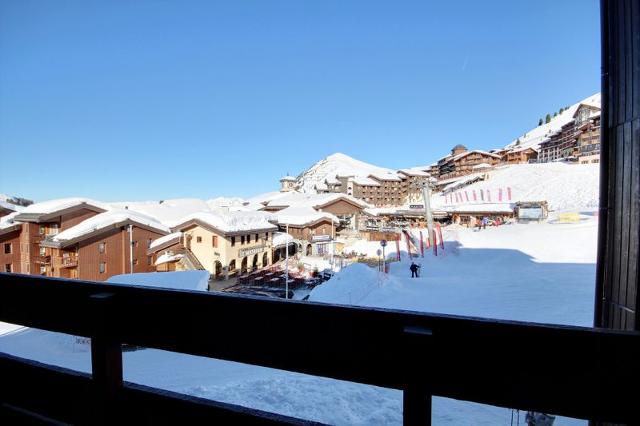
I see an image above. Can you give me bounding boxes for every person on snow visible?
[482,216,489,230]
[410,262,419,278]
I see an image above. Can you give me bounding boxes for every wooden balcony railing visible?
[0,272,639,425]
[60,256,78,268]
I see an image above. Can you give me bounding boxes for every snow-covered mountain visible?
[504,93,601,152]
[295,153,399,193]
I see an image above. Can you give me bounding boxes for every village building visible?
[272,206,338,257]
[279,176,297,192]
[576,113,601,164]
[437,145,501,180]
[259,192,368,231]
[12,198,108,276]
[0,213,22,273]
[167,211,278,280]
[39,210,170,281]
[397,169,430,204]
[500,147,538,164]
[538,103,601,163]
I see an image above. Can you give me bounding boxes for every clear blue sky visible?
[0,0,600,201]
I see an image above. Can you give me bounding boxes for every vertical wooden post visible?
[90,293,122,425]
[403,325,433,425]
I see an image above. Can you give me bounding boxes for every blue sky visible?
[0,0,600,201]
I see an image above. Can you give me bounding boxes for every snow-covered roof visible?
[245,191,292,206]
[173,210,277,234]
[49,210,170,245]
[351,176,381,186]
[398,168,430,177]
[19,197,108,215]
[368,172,402,182]
[280,175,297,182]
[264,192,370,209]
[446,150,501,163]
[0,212,21,234]
[272,231,295,247]
[109,198,211,227]
[154,253,184,266]
[314,183,329,191]
[0,200,23,212]
[273,206,339,227]
[107,270,209,292]
[150,231,182,249]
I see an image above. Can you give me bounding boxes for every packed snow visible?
[107,270,209,292]
[272,231,294,247]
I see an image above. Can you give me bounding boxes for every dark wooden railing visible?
[0,272,639,425]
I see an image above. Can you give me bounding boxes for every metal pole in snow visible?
[421,183,434,248]
[285,223,289,299]
[128,224,134,274]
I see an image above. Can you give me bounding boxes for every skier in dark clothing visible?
[410,262,419,278]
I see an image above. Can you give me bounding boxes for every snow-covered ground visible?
[433,162,600,212]
[0,217,594,425]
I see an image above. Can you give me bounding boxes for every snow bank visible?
[107,270,209,292]
[154,253,184,266]
[52,210,170,242]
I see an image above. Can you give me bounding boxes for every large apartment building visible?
[436,145,501,180]
[538,103,601,163]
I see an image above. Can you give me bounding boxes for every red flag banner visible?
[507,187,512,201]
[433,229,438,256]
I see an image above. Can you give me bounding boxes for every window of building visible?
[147,238,152,248]
[231,237,236,247]
[99,242,106,254]
[265,232,269,241]
[147,256,152,266]
[99,262,106,274]
[49,223,59,235]
[40,265,46,275]
[241,235,245,245]
[134,258,138,265]
[255,233,259,241]
[39,246,46,256]
[212,236,218,248]
[39,225,45,235]
[4,264,11,273]
[4,243,12,254]
[196,236,202,243]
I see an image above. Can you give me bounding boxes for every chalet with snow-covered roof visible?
[169,211,278,280]
[39,210,170,281]
[437,145,501,180]
[11,198,108,276]
[501,147,538,164]
[538,103,601,164]
[261,193,368,231]
[272,206,338,257]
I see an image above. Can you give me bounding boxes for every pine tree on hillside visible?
[559,107,564,114]
[553,112,558,117]
[538,118,543,126]
[545,114,551,123]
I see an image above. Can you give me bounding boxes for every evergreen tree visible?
[559,107,564,114]
[545,114,551,123]
[553,112,558,117]
[538,118,543,126]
